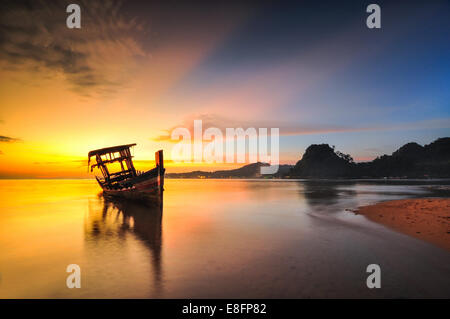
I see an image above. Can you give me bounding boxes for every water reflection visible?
[1,179,450,298]
[84,197,163,293]
[300,181,357,208]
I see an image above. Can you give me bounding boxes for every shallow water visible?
[0,179,449,298]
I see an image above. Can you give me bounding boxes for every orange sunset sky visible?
[1,1,449,178]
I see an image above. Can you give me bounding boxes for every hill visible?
[290,137,450,178]
[166,163,293,179]
[290,144,354,178]
[166,137,450,179]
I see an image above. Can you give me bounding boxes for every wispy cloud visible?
[0,134,20,155]
[0,135,21,142]
[151,113,364,142]
[152,114,450,142]
[0,0,147,96]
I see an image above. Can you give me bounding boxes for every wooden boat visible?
[88,144,164,205]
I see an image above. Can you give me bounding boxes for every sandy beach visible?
[357,198,450,251]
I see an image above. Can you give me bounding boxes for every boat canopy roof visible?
[88,143,136,159]
[88,144,137,171]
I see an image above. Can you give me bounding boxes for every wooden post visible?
[125,148,137,177]
[155,150,164,196]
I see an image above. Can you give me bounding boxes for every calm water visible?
[0,179,449,298]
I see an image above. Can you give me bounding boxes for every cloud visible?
[0,135,21,142]
[0,0,148,96]
[0,134,20,154]
[151,113,363,142]
[152,114,450,142]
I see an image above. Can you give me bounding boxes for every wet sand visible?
[357,198,450,251]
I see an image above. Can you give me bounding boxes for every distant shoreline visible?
[2,177,450,182]
[356,198,450,251]
[165,177,450,180]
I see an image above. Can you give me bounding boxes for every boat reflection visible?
[84,197,163,293]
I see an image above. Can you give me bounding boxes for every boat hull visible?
[99,167,164,205]
[103,187,163,205]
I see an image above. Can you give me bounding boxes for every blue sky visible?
[162,0,450,162]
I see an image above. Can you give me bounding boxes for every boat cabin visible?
[88,143,138,188]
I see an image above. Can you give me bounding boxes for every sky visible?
[0,0,449,178]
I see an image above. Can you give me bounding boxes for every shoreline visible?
[357,198,450,251]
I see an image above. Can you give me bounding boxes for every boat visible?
[88,144,164,205]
